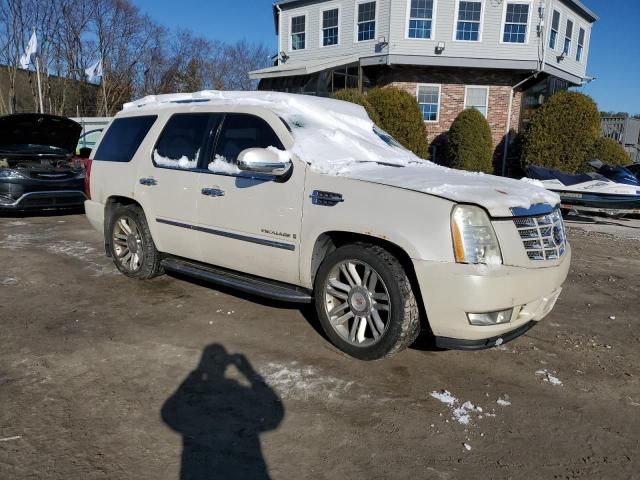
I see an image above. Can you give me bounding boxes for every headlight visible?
[451,205,502,265]
[0,169,26,179]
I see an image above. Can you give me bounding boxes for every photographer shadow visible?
[161,344,284,480]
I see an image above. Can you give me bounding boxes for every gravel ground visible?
[0,212,638,479]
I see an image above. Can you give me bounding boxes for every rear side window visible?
[94,116,156,162]
[153,113,220,170]
[211,114,284,172]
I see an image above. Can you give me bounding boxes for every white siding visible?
[279,0,391,65]
[389,0,540,61]
[543,0,591,79]
[277,0,593,80]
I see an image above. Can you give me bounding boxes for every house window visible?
[455,1,482,41]
[576,27,585,61]
[291,15,306,50]
[357,2,376,42]
[464,86,489,117]
[503,3,529,43]
[563,19,573,55]
[322,9,339,46]
[408,0,434,39]
[417,85,440,122]
[549,10,560,49]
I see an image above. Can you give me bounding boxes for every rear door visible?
[135,112,222,261]
[195,113,305,285]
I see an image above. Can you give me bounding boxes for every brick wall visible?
[373,67,525,161]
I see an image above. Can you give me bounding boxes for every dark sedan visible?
[0,114,86,211]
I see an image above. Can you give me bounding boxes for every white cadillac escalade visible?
[84,91,570,360]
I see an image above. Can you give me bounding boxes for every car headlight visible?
[451,205,502,265]
[0,169,26,179]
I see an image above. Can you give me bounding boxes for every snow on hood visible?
[123,91,559,215]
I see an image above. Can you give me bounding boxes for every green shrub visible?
[331,89,381,125]
[522,91,601,173]
[592,137,630,166]
[366,87,429,159]
[445,108,493,173]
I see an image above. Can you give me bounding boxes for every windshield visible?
[373,127,410,153]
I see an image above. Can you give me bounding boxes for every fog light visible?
[467,309,513,326]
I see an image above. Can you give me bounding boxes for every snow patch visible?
[496,398,512,407]
[260,362,354,401]
[536,369,563,386]
[1,276,18,286]
[7,221,27,227]
[430,390,484,426]
[153,149,198,169]
[208,155,241,174]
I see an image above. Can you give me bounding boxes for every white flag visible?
[19,31,38,69]
[85,58,103,80]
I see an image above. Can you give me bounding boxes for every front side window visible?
[291,15,306,50]
[94,116,156,163]
[549,10,560,49]
[408,0,434,39]
[464,86,489,117]
[563,19,573,55]
[153,113,218,170]
[210,114,284,173]
[417,85,440,122]
[322,9,339,46]
[456,1,482,41]
[576,27,585,61]
[357,2,376,42]
[503,3,529,43]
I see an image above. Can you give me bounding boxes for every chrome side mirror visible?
[237,148,292,177]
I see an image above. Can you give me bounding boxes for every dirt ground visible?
[0,212,638,479]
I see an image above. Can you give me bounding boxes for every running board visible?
[160,257,312,304]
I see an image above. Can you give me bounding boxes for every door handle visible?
[139,177,157,186]
[201,188,225,197]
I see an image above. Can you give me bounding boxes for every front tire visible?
[314,243,421,360]
[108,205,163,280]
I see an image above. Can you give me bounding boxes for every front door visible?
[135,112,221,261]
[195,113,305,285]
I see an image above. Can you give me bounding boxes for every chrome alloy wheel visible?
[112,216,144,272]
[323,260,391,347]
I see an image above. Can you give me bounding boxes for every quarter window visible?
[549,10,560,49]
[322,9,339,46]
[464,86,489,117]
[357,2,376,42]
[211,114,284,172]
[455,1,482,41]
[503,3,529,43]
[417,85,440,122]
[153,114,218,170]
[563,19,573,55]
[576,27,585,61]
[408,0,434,39]
[291,15,306,50]
[93,116,156,163]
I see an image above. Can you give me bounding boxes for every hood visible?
[0,114,82,153]
[343,164,560,218]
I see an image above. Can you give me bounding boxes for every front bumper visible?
[0,177,86,211]
[414,245,571,348]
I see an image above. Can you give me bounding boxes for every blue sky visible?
[134,0,639,114]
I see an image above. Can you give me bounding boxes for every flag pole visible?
[101,74,108,116]
[35,55,44,114]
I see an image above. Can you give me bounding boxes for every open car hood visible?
[0,114,81,153]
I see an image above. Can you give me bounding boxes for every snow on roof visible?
[122,90,559,213]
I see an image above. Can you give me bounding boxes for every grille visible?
[513,209,567,261]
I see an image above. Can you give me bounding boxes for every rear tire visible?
[314,243,420,360]
[107,205,163,280]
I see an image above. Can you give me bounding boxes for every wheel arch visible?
[308,231,420,300]
[103,196,143,257]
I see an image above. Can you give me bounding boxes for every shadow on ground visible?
[161,344,284,480]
